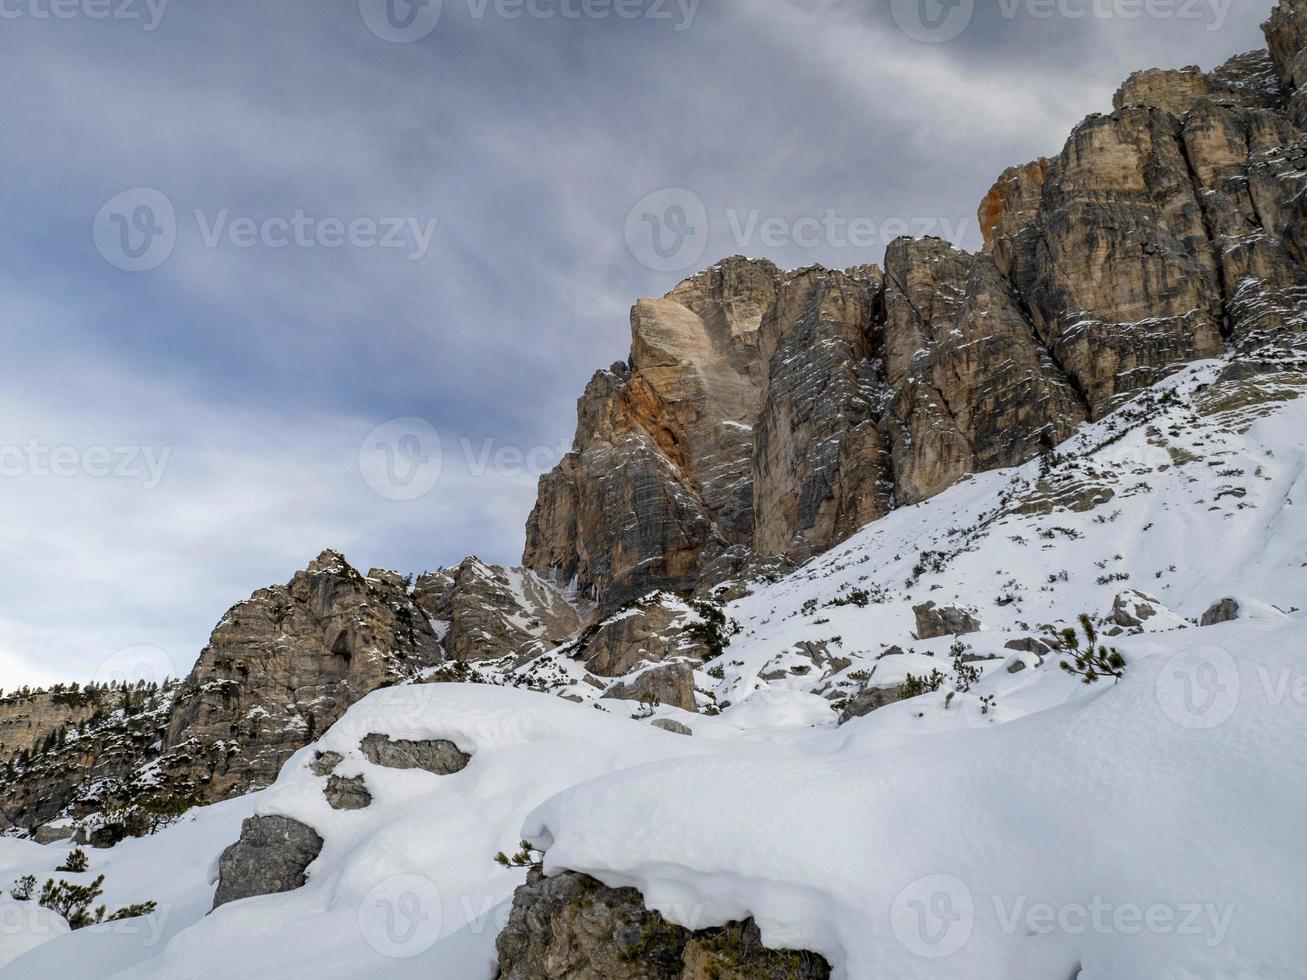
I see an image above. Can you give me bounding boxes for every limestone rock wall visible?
[527,17,1307,609]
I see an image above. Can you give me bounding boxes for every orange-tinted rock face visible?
[529,25,1307,610]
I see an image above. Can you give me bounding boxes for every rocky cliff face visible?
[524,260,781,610]
[2,550,585,838]
[0,684,176,838]
[0,689,122,763]
[988,46,1307,413]
[9,2,1307,864]
[155,550,444,805]
[526,13,1307,612]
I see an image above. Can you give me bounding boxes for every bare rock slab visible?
[360,733,471,776]
[212,815,323,910]
[913,602,982,640]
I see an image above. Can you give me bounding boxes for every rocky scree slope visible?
[525,8,1307,615]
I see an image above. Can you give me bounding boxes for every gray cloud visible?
[0,0,1279,683]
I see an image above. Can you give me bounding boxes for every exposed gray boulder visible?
[495,869,831,980]
[838,685,902,725]
[651,719,694,737]
[359,734,471,776]
[913,602,982,640]
[212,816,323,910]
[324,775,371,811]
[1111,590,1160,628]
[1201,598,1242,626]
[1005,636,1052,656]
[31,824,75,845]
[604,663,698,713]
[309,751,343,777]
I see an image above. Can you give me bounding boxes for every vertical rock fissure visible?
[1177,117,1236,343]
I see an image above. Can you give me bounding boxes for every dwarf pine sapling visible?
[40,875,106,929]
[56,847,89,873]
[495,841,545,870]
[9,875,35,901]
[1060,614,1127,684]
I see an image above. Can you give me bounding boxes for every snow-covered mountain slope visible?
[1,354,1304,979]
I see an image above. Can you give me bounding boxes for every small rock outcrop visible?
[651,719,694,737]
[324,775,371,811]
[913,603,982,640]
[359,734,471,775]
[495,869,831,980]
[309,751,344,777]
[604,663,698,713]
[1201,598,1242,626]
[1005,637,1052,657]
[414,558,585,664]
[1110,590,1161,629]
[570,593,715,678]
[212,815,324,910]
[837,685,902,725]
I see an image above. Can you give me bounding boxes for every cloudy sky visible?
[0,0,1275,686]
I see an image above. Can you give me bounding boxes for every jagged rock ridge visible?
[2,550,585,839]
[526,8,1307,613]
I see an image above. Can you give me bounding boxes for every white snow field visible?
[1,356,1304,979]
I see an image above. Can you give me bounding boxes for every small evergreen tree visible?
[56,848,89,873]
[10,875,36,901]
[39,875,106,929]
[1060,614,1127,684]
[900,670,946,699]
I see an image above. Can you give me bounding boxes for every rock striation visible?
[525,14,1307,611]
[157,550,443,804]
[414,557,586,665]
